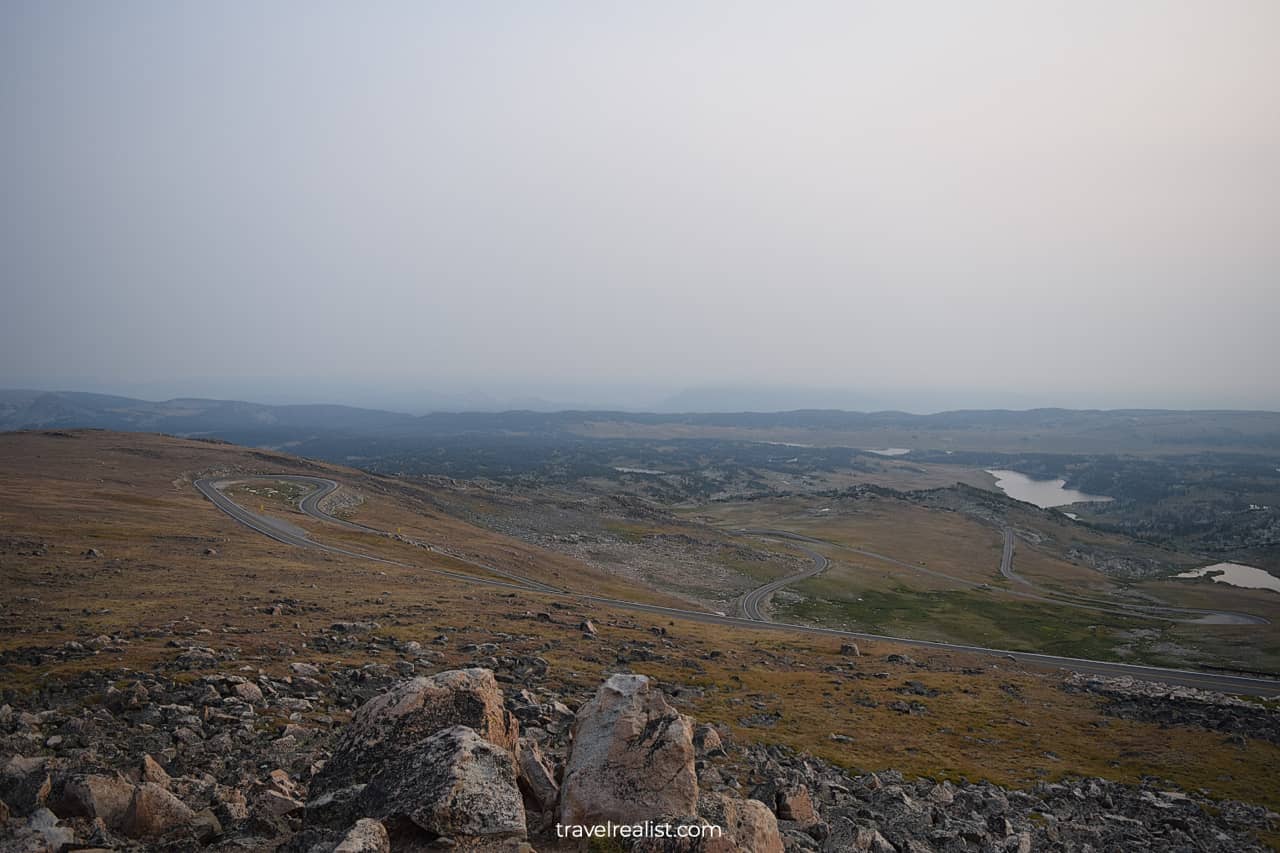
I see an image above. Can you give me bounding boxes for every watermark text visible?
[556,820,723,840]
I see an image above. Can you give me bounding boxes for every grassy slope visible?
[691,492,1280,672]
[1,430,1278,823]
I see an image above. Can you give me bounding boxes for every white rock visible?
[560,673,698,828]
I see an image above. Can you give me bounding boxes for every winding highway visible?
[195,475,1280,697]
[994,528,1266,625]
[194,477,562,594]
[735,525,1265,626]
[738,538,830,620]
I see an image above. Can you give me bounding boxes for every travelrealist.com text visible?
[556,821,725,840]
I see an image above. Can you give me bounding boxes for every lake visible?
[986,469,1114,508]
[1175,563,1280,593]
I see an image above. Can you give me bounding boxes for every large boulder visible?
[50,774,134,827]
[559,673,698,828]
[357,725,525,845]
[312,669,518,798]
[121,782,195,839]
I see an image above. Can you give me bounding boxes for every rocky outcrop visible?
[1065,546,1167,579]
[1,651,1273,853]
[1063,673,1280,745]
[559,673,698,828]
[733,742,1277,852]
[357,725,525,844]
[311,668,518,801]
[297,670,529,851]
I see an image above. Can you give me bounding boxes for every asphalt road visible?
[195,475,1280,697]
[194,477,553,593]
[996,528,1266,625]
[738,538,830,620]
[1000,526,1014,579]
[265,475,561,593]
[738,525,1265,626]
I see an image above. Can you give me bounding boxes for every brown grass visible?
[1,430,1278,819]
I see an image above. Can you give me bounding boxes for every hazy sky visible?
[3,2,1277,412]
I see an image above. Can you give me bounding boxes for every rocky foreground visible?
[1,654,1277,852]
[1062,673,1280,746]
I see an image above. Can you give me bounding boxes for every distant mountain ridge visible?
[0,389,417,434]
[3,389,1280,453]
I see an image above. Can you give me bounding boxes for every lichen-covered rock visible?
[850,825,898,852]
[212,785,249,824]
[191,808,223,843]
[232,681,264,705]
[120,782,195,839]
[140,755,170,786]
[357,725,525,844]
[1,757,51,816]
[750,776,823,830]
[304,784,367,831]
[332,817,390,852]
[7,808,76,852]
[515,736,559,828]
[692,724,724,757]
[774,783,819,825]
[697,793,784,853]
[50,774,134,827]
[259,788,305,817]
[312,669,518,798]
[559,673,697,828]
